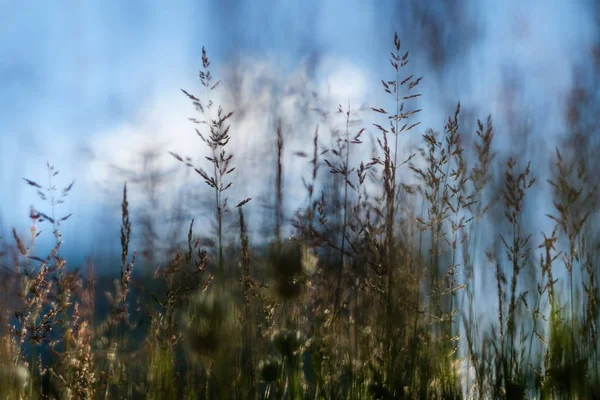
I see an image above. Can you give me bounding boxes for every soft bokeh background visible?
[1,0,598,272]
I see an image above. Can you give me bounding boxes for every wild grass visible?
[1,32,599,399]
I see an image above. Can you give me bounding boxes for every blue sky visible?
[1,0,598,269]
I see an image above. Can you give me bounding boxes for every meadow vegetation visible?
[0,33,599,399]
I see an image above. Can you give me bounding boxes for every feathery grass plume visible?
[492,157,535,398]
[437,103,472,395]
[11,238,61,395]
[461,116,495,395]
[120,182,132,277]
[470,116,495,215]
[408,120,457,396]
[371,32,421,389]
[312,100,371,397]
[461,115,495,396]
[547,149,598,324]
[173,46,239,281]
[406,106,467,399]
[322,102,366,318]
[524,226,560,394]
[101,182,137,397]
[119,183,136,341]
[22,161,75,244]
[50,302,96,399]
[23,163,80,385]
[4,163,77,398]
[410,127,451,321]
[542,148,600,397]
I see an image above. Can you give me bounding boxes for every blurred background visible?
[1,0,598,274]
